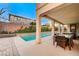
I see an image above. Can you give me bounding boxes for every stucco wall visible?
[0,22,27,33]
[0,23,2,31]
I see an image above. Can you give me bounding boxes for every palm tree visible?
[0,8,7,33]
[0,8,6,15]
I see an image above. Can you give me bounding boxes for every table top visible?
[64,34,72,38]
[58,34,73,38]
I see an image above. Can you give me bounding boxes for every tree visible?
[30,22,36,25]
[0,8,6,15]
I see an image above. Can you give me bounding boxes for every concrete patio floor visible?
[14,36,79,56]
[0,36,79,56]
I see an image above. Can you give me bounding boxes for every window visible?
[17,17,21,20]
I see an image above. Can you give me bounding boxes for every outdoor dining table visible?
[54,33,74,50]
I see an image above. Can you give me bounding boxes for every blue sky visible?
[0,3,48,24]
[0,3,9,21]
[41,18,49,25]
[8,3,36,20]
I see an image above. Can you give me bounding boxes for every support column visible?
[67,25,70,32]
[64,25,70,33]
[51,20,55,45]
[36,16,41,44]
[51,20,55,37]
[58,23,61,35]
[61,24,64,35]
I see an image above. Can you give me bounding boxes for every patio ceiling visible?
[42,3,79,24]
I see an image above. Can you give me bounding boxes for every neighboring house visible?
[9,14,36,30]
[0,14,36,33]
[9,14,35,26]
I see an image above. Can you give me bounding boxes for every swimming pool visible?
[21,32,51,41]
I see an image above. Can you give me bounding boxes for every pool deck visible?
[0,36,79,56]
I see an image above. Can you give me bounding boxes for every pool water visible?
[21,32,51,41]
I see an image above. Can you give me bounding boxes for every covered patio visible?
[36,3,79,50]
